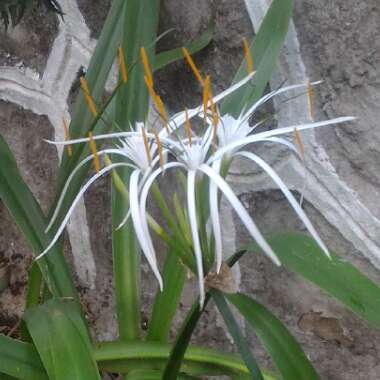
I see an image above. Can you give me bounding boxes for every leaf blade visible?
[226,292,319,380]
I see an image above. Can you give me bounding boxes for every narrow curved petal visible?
[259,137,300,156]
[211,117,356,162]
[162,72,256,137]
[199,164,281,266]
[46,148,131,232]
[236,151,330,257]
[36,162,135,260]
[239,80,323,126]
[139,162,186,270]
[129,170,163,290]
[209,160,223,273]
[187,170,205,307]
[46,131,144,146]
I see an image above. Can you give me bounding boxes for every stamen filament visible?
[88,132,100,173]
[80,77,98,117]
[243,37,254,74]
[140,47,153,88]
[307,80,314,121]
[118,46,128,83]
[294,128,305,160]
[62,118,72,157]
[141,127,152,165]
[153,128,164,168]
[182,47,204,85]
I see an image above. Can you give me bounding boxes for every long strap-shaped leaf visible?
[226,293,319,380]
[111,0,160,341]
[211,290,265,380]
[147,252,186,342]
[0,334,48,380]
[221,0,294,116]
[0,134,76,298]
[247,232,380,329]
[24,300,101,380]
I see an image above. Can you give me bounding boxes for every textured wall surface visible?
[0,0,380,378]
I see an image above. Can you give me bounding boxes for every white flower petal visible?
[239,80,323,126]
[161,72,256,137]
[211,117,356,162]
[236,151,330,257]
[209,160,223,273]
[129,170,163,290]
[187,170,205,307]
[199,164,281,266]
[46,148,130,232]
[36,162,135,260]
[139,162,186,267]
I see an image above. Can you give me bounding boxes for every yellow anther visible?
[62,118,72,157]
[140,47,153,88]
[202,75,211,119]
[184,108,192,146]
[118,46,128,84]
[182,47,204,86]
[141,127,152,165]
[88,132,100,173]
[294,128,305,160]
[80,77,97,117]
[155,95,169,129]
[143,75,169,133]
[153,128,164,168]
[243,37,254,74]
[307,80,314,121]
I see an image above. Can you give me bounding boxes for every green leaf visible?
[95,341,276,379]
[112,0,160,341]
[211,290,264,380]
[24,299,101,380]
[0,134,77,299]
[246,232,380,329]
[226,293,319,380]
[147,252,186,342]
[161,251,249,379]
[153,25,214,71]
[0,334,48,380]
[221,0,294,116]
[52,0,124,226]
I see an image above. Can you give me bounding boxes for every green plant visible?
[0,1,378,379]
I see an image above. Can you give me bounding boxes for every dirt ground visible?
[0,1,380,379]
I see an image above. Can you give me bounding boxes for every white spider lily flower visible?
[203,81,355,263]
[38,123,164,290]
[138,129,280,306]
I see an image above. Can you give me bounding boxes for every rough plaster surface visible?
[0,0,380,378]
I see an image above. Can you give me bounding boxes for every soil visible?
[0,100,59,335]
